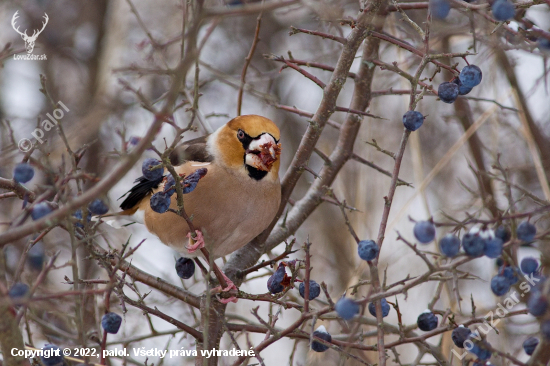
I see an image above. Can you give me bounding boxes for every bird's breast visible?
[142,162,281,259]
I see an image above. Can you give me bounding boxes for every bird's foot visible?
[185,230,205,253]
[211,271,238,304]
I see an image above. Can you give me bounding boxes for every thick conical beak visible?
[245,134,281,171]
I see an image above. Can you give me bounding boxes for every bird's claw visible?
[211,272,238,303]
[186,230,205,253]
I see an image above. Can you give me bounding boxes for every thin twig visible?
[237,12,262,116]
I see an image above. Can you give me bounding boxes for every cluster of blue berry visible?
[413,220,537,261]
[7,303,122,366]
[438,65,482,104]
[9,161,136,358]
[452,323,539,358]
[307,219,543,358]
[264,262,326,351]
[451,325,493,360]
[144,158,207,214]
[12,163,109,225]
[266,263,322,300]
[419,219,544,359]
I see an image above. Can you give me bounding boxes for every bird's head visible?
[210,115,281,181]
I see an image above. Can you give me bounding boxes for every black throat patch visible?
[246,165,268,181]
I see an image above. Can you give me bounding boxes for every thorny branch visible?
[1,0,549,365]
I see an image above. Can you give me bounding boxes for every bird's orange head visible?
[210,115,281,181]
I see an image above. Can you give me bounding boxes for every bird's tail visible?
[94,174,162,227]
[93,207,141,229]
[98,208,138,219]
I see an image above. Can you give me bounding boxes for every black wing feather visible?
[120,136,211,210]
[119,175,164,210]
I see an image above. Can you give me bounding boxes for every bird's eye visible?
[237,130,245,140]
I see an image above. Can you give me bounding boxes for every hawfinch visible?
[116,115,282,297]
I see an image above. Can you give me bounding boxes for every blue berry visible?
[403,111,424,131]
[452,325,472,348]
[438,82,459,103]
[358,240,379,261]
[439,234,460,257]
[468,338,492,360]
[430,0,451,19]
[101,312,122,334]
[129,136,141,146]
[31,202,53,220]
[458,86,472,96]
[311,325,331,352]
[484,237,503,258]
[368,298,391,317]
[496,257,504,267]
[459,65,483,88]
[267,263,286,294]
[521,257,539,275]
[490,275,510,296]
[175,257,195,279]
[542,320,550,339]
[462,233,485,257]
[8,283,29,303]
[414,221,436,244]
[150,192,171,213]
[183,182,198,194]
[299,280,321,300]
[164,175,177,196]
[182,168,207,194]
[523,336,539,355]
[73,209,91,228]
[142,158,163,181]
[517,221,536,242]
[495,225,511,243]
[41,344,64,366]
[88,199,109,215]
[491,0,515,21]
[417,311,438,331]
[13,163,34,184]
[502,266,519,286]
[27,241,45,270]
[478,345,497,361]
[335,297,359,320]
[538,38,550,53]
[452,78,473,95]
[527,291,548,316]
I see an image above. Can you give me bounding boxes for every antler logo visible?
[11,11,49,54]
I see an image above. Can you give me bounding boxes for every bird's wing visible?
[115,135,212,214]
[118,176,164,211]
[169,135,213,166]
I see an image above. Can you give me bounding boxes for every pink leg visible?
[185,230,205,253]
[212,271,238,304]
